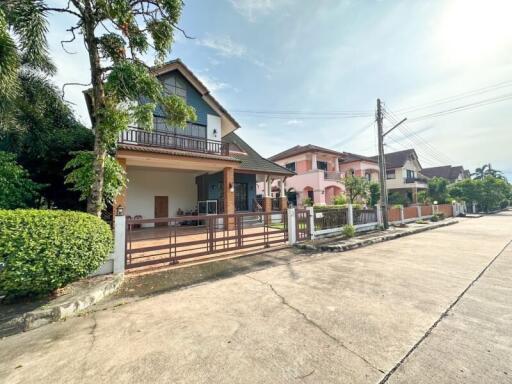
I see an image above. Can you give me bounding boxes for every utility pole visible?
[376,99,389,229]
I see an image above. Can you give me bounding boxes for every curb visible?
[295,220,458,253]
[21,273,124,332]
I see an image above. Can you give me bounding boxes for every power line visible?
[407,93,512,122]
[329,119,376,149]
[394,79,512,114]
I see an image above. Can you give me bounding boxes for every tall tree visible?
[0,151,41,209]
[342,175,370,204]
[3,0,196,216]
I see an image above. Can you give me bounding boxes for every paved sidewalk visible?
[0,212,511,383]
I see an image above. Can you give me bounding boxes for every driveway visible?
[1,212,511,383]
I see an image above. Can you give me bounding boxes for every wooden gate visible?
[295,209,311,241]
[125,211,288,270]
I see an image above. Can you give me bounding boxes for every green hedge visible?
[0,210,113,297]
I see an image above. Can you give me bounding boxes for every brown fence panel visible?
[420,205,434,216]
[404,206,418,220]
[295,209,311,241]
[125,211,288,270]
[437,204,453,217]
[388,207,401,222]
[313,208,347,230]
[353,209,377,225]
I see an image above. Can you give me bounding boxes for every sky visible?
[46,0,512,179]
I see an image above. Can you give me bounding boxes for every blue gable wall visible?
[156,71,218,125]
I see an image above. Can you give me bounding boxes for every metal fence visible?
[313,208,348,230]
[353,209,377,225]
[125,211,287,270]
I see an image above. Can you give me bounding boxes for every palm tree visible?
[472,164,489,180]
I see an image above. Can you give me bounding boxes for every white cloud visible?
[285,119,303,126]
[197,35,246,57]
[229,0,276,21]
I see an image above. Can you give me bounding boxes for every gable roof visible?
[369,149,421,170]
[422,165,465,181]
[269,144,344,161]
[340,152,378,164]
[83,59,240,131]
[223,132,295,176]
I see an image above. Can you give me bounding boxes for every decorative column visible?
[311,153,317,170]
[400,205,405,225]
[113,157,127,223]
[279,179,288,211]
[113,215,126,274]
[417,205,422,219]
[223,167,235,229]
[287,208,296,245]
[335,157,340,172]
[263,175,272,213]
[347,204,354,226]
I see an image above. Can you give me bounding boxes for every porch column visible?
[335,157,340,172]
[311,153,317,170]
[263,175,272,213]
[113,157,127,222]
[223,167,235,229]
[279,179,288,211]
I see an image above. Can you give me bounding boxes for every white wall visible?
[125,167,199,219]
[207,114,221,141]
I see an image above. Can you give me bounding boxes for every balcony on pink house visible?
[266,145,380,207]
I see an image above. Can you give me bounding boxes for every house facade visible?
[90,60,293,221]
[421,165,467,183]
[267,145,380,206]
[371,149,428,204]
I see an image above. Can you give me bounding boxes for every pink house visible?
[265,145,380,206]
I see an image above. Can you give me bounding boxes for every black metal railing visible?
[404,176,428,184]
[119,127,229,156]
[313,207,348,230]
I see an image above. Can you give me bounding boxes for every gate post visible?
[114,215,126,274]
[287,208,296,245]
[376,204,383,226]
[417,205,422,219]
[400,205,405,224]
[347,204,354,226]
[307,206,315,239]
[472,201,476,213]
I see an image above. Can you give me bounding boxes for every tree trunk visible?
[82,0,106,217]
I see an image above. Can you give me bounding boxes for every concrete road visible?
[1,212,511,384]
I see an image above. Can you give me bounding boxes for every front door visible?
[234,183,248,211]
[154,196,168,227]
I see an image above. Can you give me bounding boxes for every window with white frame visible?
[285,162,296,172]
[386,169,396,179]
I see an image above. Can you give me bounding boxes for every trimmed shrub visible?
[342,224,356,238]
[332,194,347,205]
[0,210,113,297]
[430,214,439,222]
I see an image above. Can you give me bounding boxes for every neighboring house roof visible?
[340,152,378,164]
[369,149,421,170]
[422,165,465,182]
[83,58,241,131]
[223,132,295,176]
[269,144,344,161]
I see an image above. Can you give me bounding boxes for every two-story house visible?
[421,165,467,183]
[86,59,293,221]
[267,145,380,206]
[370,149,428,204]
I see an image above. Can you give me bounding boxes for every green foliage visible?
[65,151,126,208]
[449,176,511,213]
[417,190,429,205]
[342,175,370,204]
[332,194,347,205]
[0,9,20,105]
[388,192,406,206]
[342,224,356,238]
[302,197,313,207]
[500,199,509,209]
[0,210,112,297]
[0,151,41,209]
[427,177,449,204]
[0,74,94,209]
[430,214,439,222]
[369,182,380,206]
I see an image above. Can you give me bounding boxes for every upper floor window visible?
[386,169,396,179]
[365,171,372,181]
[317,161,328,171]
[163,75,187,100]
[406,169,415,180]
[346,168,355,177]
[285,162,296,172]
[153,117,206,138]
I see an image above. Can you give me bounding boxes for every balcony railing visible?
[119,127,229,156]
[324,171,342,180]
[404,176,428,184]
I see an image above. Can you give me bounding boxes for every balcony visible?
[119,127,229,156]
[323,171,342,180]
[404,176,428,184]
